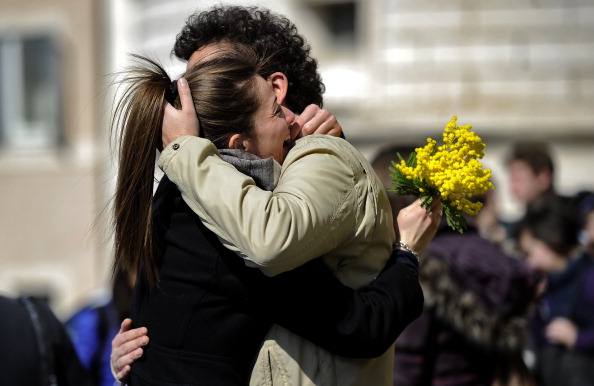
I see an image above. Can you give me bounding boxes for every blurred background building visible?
[1,0,592,317]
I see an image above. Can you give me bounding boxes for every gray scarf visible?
[219,149,281,191]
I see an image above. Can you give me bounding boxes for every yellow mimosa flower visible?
[389,116,495,232]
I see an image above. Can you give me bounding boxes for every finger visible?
[294,105,327,136]
[302,110,333,136]
[116,346,144,368]
[177,78,194,114]
[120,328,149,348]
[293,105,318,129]
[119,318,133,334]
[112,320,133,348]
[112,325,147,348]
[326,127,343,137]
[116,365,131,382]
[312,118,340,135]
[401,198,423,216]
[303,107,337,135]
[114,345,143,381]
[416,199,431,215]
[111,327,148,359]
[112,336,148,376]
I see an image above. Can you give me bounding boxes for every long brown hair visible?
[111,49,263,286]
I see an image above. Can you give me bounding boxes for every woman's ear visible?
[228,133,247,150]
[267,72,289,106]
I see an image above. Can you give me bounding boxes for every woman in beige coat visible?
[112,48,440,385]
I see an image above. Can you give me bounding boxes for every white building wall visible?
[0,0,591,315]
[113,0,594,227]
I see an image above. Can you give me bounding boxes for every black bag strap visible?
[19,296,58,386]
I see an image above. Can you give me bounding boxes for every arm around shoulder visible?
[255,249,423,358]
[159,135,359,276]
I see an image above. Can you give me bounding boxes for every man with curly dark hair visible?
[159,5,341,151]
[174,6,324,113]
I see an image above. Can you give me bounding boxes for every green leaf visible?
[421,195,433,211]
[407,151,417,168]
[442,202,467,233]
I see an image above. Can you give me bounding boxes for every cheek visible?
[510,177,526,194]
[241,137,259,155]
[244,142,257,154]
[268,122,286,148]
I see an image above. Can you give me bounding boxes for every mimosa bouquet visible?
[389,116,494,233]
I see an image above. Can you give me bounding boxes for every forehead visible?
[509,160,535,176]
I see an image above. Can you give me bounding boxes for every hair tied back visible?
[165,79,179,105]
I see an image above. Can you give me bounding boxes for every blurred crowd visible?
[1,140,593,384]
[373,141,594,386]
[3,137,594,386]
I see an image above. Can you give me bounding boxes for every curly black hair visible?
[173,5,325,112]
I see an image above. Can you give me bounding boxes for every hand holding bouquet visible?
[390,116,494,233]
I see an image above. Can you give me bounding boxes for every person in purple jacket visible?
[518,204,594,386]
[392,216,540,386]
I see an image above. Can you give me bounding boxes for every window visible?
[0,34,63,150]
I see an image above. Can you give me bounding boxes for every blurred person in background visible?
[0,294,92,385]
[476,189,509,247]
[582,202,594,257]
[503,141,589,254]
[65,268,135,386]
[506,141,559,214]
[370,146,539,386]
[391,214,539,386]
[518,204,594,386]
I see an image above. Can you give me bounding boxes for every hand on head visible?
[162,78,200,149]
[292,104,342,138]
[110,318,149,382]
[161,79,341,152]
[396,198,442,255]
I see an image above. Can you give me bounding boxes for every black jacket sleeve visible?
[246,250,424,358]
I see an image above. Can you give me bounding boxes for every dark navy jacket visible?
[130,176,423,385]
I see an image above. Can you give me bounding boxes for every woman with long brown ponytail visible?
[110,47,440,385]
[112,51,263,287]
[111,50,291,385]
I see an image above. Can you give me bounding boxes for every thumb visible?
[178,78,194,113]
